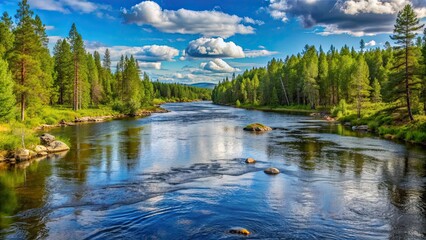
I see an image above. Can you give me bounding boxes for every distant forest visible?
[213,5,426,121]
[0,0,211,122]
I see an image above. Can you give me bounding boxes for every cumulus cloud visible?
[183,37,245,59]
[86,45,179,63]
[341,0,426,18]
[82,43,179,70]
[264,0,426,36]
[365,40,376,46]
[200,59,239,73]
[138,62,161,70]
[244,49,279,58]
[122,1,258,38]
[29,0,111,15]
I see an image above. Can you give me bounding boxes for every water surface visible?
[1,102,425,239]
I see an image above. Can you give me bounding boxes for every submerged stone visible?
[264,167,280,175]
[229,227,250,236]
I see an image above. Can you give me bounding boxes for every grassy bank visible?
[336,102,426,145]
[227,101,426,145]
[0,101,169,151]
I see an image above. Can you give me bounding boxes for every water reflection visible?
[0,102,425,239]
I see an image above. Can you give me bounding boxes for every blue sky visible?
[1,0,425,83]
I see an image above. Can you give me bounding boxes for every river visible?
[0,101,425,239]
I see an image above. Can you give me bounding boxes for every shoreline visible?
[219,103,426,146]
[0,106,170,168]
[34,106,169,131]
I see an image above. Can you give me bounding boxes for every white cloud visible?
[244,49,279,58]
[45,25,55,30]
[122,1,258,38]
[267,0,289,22]
[138,62,161,70]
[48,35,63,44]
[341,0,407,15]
[365,40,376,46]
[200,59,239,73]
[173,73,196,80]
[184,37,245,59]
[28,0,111,17]
[86,45,179,63]
[264,0,426,37]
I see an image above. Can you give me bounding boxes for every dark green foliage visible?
[0,58,15,121]
[390,4,424,121]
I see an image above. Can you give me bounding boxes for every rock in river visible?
[34,145,48,156]
[46,141,70,153]
[243,123,272,132]
[245,157,256,164]
[229,227,250,236]
[15,148,31,161]
[40,133,56,145]
[264,167,280,175]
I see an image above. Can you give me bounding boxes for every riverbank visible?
[0,104,169,163]
[226,102,426,145]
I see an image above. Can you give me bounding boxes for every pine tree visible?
[34,14,54,105]
[371,78,382,103]
[68,23,87,111]
[390,4,424,121]
[0,12,14,58]
[302,46,319,108]
[318,48,329,105]
[87,53,102,105]
[360,39,365,53]
[10,0,44,121]
[350,55,371,118]
[0,58,15,121]
[53,39,73,105]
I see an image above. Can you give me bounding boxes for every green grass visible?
[336,102,426,145]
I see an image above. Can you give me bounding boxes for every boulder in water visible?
[34,145,48,155]
[46,141,70,153]
[243,123,272,132]
[229,227,250,236]
[15,148,31,161]
[245,157,256,164]
[264,167,280,175]
[40,133,56,145]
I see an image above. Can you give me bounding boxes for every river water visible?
[0,102,425,239]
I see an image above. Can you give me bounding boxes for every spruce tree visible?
[68,23,87,111]
[350,56,371,118]
[53,39,73,105]
[390,4,424,121]
[10,0,44,121]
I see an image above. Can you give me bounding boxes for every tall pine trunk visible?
[73,56,78,111]
[405,41,414,121]
[20,60,25,121]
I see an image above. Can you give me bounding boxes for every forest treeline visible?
[0,0,210,123]
[213,5,426,122]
